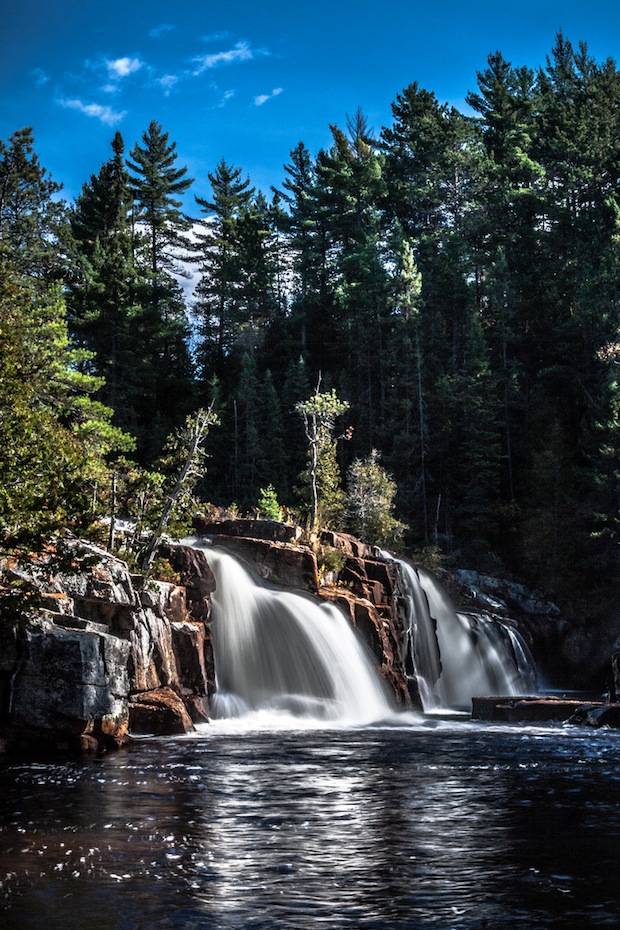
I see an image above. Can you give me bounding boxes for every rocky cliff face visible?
[440,568,617,691]
[0,538,215,756]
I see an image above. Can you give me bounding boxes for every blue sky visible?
[2,0,620,211]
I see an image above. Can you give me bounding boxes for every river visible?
[1,716,619,929]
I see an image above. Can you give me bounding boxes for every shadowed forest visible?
[2,32,620,614]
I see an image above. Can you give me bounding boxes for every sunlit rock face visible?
[0,539,216,754]
[128,686,194,735]
[10,617,130,739]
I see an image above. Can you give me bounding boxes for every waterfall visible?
[193,543,393,724]
[388,555,537,710]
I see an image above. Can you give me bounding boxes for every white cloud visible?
[254,87,283,107]
[193,41,253,75]
[59,98,126,126]
[157,74,180,95]
[106,57,143,79]
[201,31,231,43]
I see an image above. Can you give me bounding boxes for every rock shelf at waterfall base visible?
[472,695,620,727]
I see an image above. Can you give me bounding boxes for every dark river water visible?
[1,716,619,929]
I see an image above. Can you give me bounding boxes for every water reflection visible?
[1,723,619,928]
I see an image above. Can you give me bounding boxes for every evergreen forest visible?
[2,33,620,616]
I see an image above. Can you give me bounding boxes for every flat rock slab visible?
[471,695,615,724]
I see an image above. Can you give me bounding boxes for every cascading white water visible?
[389,555,537,710]
[192,542,393,724]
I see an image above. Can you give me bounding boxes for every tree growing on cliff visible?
[295,380,350,531]
[346,449,406,549]
[140,405,219,571]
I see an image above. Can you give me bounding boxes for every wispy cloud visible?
[150,23,175,39]
[254,87,283,107]
[106,56,143,80]
[193,41,253,75]
[201,31,231,43]
[32,67,50,87]
[58,98,126,126]
[157,74,180,96]
[219,89,235,107]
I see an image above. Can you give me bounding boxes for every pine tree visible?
[194,159,254,378]
[0,127,66,285]
[126,121,196,454]
[315,111,389,448]
[68,132,138,420]
[0,261,132,549]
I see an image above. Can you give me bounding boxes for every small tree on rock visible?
[295,380,349,531]
[140,405,219,571]
[346,449,406,549]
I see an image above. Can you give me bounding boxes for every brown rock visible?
[171,621,210,694]
[323,590,409,706]
[195,519,302,544]
[320,530,376,560]
[205,536,319,593]
[129,687,194,735]
[160,544,216,624]
[471,695,591,722]
[79,733,100,752]
[183,693,209,724]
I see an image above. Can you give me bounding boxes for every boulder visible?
[171,620,210,695]
[129,590,179,693]
[160,543,216,624]
[9,614,130,746]
[128,687,194,735]
[0,537,216,755]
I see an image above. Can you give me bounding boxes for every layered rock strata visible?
[0,538,214,756]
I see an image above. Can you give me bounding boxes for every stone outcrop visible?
[201,533,320,593]
[0,538,215,756]
[3,521,618,753]
[441,567,620,690]
[128,686,194,735]
[195,518,303,545]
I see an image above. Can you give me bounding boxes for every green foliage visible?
[149,557,181,584]
[346,449,406,549]
[257,484,283,521]
[0,127,66,284]
[140,406,219,569]
[5,33,620,607]
[0,262,133,550]
[317,545,347,581]
[296,382,350,530]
